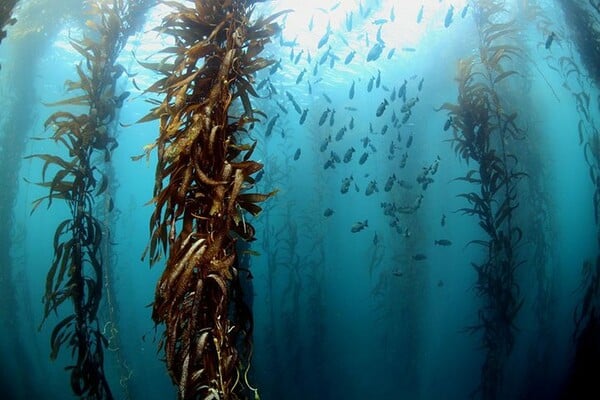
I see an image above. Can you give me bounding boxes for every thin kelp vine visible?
[136,1,284,398]
[440,1,527,398]
[28,1,147,398]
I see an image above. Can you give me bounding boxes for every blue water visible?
[1,0,599,399]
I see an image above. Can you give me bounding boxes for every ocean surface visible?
[1,0,599,399]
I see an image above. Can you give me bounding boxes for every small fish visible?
[290,48,295,62]
[376,99,389,117]
[349,117,355,130]
[412,254,427,261]
[349,80,355,99]
[276,101,288,114]
[344,50,356,64]
[341,176,353,193]
[345,11,353,31]
[265,114,279,137]
[417,5,424,23]
[367,42,384,62]
[293,148,301,160]
[323,93,332,103]
[359,152,369,165]
[365,180,379,196]
[373,18,388,25]
[367,76,375,92]
[461,4,469,18]
[294,49,304,64]
[444,117,452,131]
[323,159,335,169]
[390,6,395,22]
[296,68,307,84]
[398,80,407,102]
[373,232,380,246]
[270,58,282,75]
[434,239,452,246]
[392,270,404,277]
[402,111,411,124]
[381,125,388,135]
[318,31,330,49]
[418,77,424,91]
[401,97,419,113]
[402,47,416,52]
[299,108,309,125]
[438,280,444,287]
[345,106,358,112]
[309,16,314,31]
[390,87,397,102]
[384,175,396,192]
[330,151,341,163]
[319,46,331,65]
[319,108,331,126]
[445,5,454,28]
[397,179,412,190]
[387,48,396,59]
[343,147,355,163]
[545,32,555,49]
[376,69,381,88]
[329,109,336,126]
[323,208,335,217]
[257,78,269,90]
[351,220,368,233]
[406,134,413,148]
[335,126,347,141]
[441,214,446,226]
[361,136,370,148]
[320,135,332,152]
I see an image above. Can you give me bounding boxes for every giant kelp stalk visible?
[137,1,284,398]
[440,1,526,398]
[29,1,145,398]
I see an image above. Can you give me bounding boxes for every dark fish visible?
[341,176,353,193]
[320,135,332,152]
[323,159,335,169]
[365,180,379,196]
[359,152,369,165]
[329,109,336,126]
[335,126,347,141]
[299,108,309,124]
[296,68,307,84]
[398,179,412,189]
[376,69,381,88]
[319,46,331,65]
[390,87,397,102]
[380,125,388,135]
[265,114,279,137]
[330,151,341,163]
[294,49,304,64]
[399,153,408,168]
[344,50,356,64]
[351,220,368,233]
[323,93,332,103]
[398,80,407,102]
[412,254,427,261]
[318,31,330,49]
[343,147,355,163]
[292,101,302,115]
[417,5,424,23]
[349,80,355,99]
[367,76,375,92]
[257,78,269,90]
[401,97,419,112]
[324,208,335,217]
[387,48,396,59]
[319,108,331,126]
[293,148,301,160]
[418,77,424,91]
[461,4,469,18]
[373,232,380,246]
[308,81,312,94]
[376,99,389,117]
[443,117,452,131]
[434,239,452,246]
[361,136,370,148]
[441,214,446,226]
[290,48,295,62]
[384,175,396,192]
[268,81,278,95]
[270,58,281,75]
[345,11,353,31]
[438,280,444,287]
[276,101,288,114]
[545,32,555,49]
[402,111,411,124]
[444,5,454,28]
[376,25,384,45]
[392,270,404,277]
[367,42,384,62]
[406,134,413,148]
[349,116,355,130]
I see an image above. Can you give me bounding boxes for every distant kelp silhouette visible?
[135,1,286,398]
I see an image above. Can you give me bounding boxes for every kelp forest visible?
[1,0,600,399]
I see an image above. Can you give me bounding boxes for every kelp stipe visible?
[439,1,527,398]
[135,1,285,398]
[27,1,148,398]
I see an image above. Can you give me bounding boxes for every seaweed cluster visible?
[0,0,18,49]
[28,1,150,398]
[440,1,527,398]
[136,1,284,398]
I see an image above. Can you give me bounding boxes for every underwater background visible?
[1,0,600,399]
